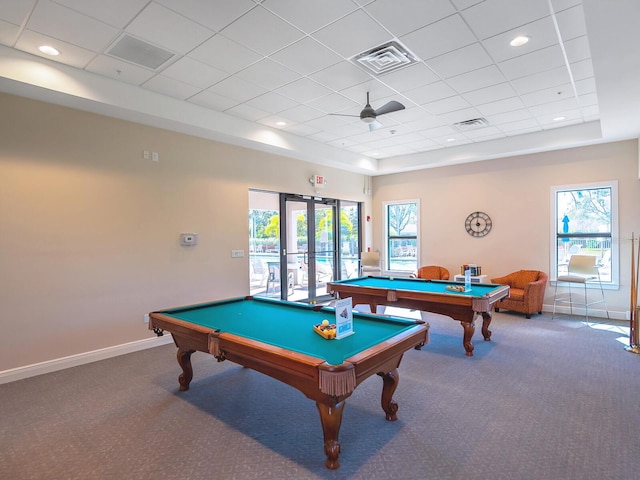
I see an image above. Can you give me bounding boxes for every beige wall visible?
[2,91,639,373]
[0,93,368,371]
[373,140,640,316]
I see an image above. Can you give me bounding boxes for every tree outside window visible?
[385,201,419,272]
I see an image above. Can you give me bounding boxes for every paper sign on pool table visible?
[334,297,354,339]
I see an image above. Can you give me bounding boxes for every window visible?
[384,200,419,273]
[550,181,618,286]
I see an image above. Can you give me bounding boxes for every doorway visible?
[249,191,360,303]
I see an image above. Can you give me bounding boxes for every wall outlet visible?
[144,314,149,324]
[231,250,244,258]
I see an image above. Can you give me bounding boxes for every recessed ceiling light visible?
[510,36,530,47]
[38,45,60,56]
[447,138,456,142]
[553,116,566,122]
[275,121,286,127]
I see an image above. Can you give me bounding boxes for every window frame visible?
[383,199,420,274]
[549,180,619,288]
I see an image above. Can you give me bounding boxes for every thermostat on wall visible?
[180,233,198,246]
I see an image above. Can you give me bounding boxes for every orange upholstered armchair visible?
[490,270,548,319]
[411,265,450,280]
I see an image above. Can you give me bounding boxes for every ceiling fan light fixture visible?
[361,116,376,124]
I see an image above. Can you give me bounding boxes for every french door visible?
[281,194,337,303]
[249,190,361,304]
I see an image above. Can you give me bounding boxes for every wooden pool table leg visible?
[379,368,399,421]
[316,401,345,470]
[460,320,475,356]
[480,312,493,341]
[176,348,195,391]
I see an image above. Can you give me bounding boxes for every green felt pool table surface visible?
[158,296,422,366]
[331,276,504,297]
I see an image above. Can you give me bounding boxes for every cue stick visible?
[625,232,640,353]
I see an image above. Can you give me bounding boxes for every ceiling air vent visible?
[351,40,419,76]
[107,35,175,70]
[454,118,490,132]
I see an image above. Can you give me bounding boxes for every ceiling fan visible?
[331,92,405,131]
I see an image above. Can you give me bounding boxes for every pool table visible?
[327,276,510,357]
[149,296,428,470]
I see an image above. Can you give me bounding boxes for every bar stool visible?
[553,254,609,321]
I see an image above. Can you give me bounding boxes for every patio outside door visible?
[282,194,337,303]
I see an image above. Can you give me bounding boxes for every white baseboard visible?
[0,335,174,385]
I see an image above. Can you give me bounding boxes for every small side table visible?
[453,274,489,284]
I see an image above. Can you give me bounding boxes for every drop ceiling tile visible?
[14,29,96,68]
[270,37,342,76]
[481,17,559,64]
[570,58,594,81]
[190,34,262,74]
[364,0,456,37]
[155,0,256,32]
[234,58,301,91]
[220,6,303,56]
[27,1,119,52]
[257,115,297,128]
[450,0,485,10]
[462,126,503,139]
[510,66,571,95]
[307,130,341,143]
[436,107,483,125]
[244,91,298,113]
[499,45,566,80]
[275,77,332,103]
[404,81,457,106]
[0,0,34,25]
[278,104,325,123]
[400,14,477,61]
[446,65,507,93]
[86,54,156,85]
[461,0,549,39]
[563,35,591,63]
[126,3,213,55]
[313,9,392,58]
[527,97,580,116]
[555,4,587,40]
[423,95,471,115]
[225,103,270,122]
[307,93,359,114]
[53,0,150,29]
[497,118,540,132]
[283,123,322,137]
[520,84,575,107]
[575,77,596,95]
[476,96,525,116]
[378,62,440,91]
[263,0,357,33]
[162,57,229,89]
[426,43,493,79]
[309,61,372,92]
[485,108,534,125]
[207,75,268,103]
[143,75,201,100]
[0,20,20,45]
[463,82,517,105]
[189,90,239,111]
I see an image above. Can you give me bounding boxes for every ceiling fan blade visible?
[374,100,405,116]
[328,113,360,118]
[368,120,382,131]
